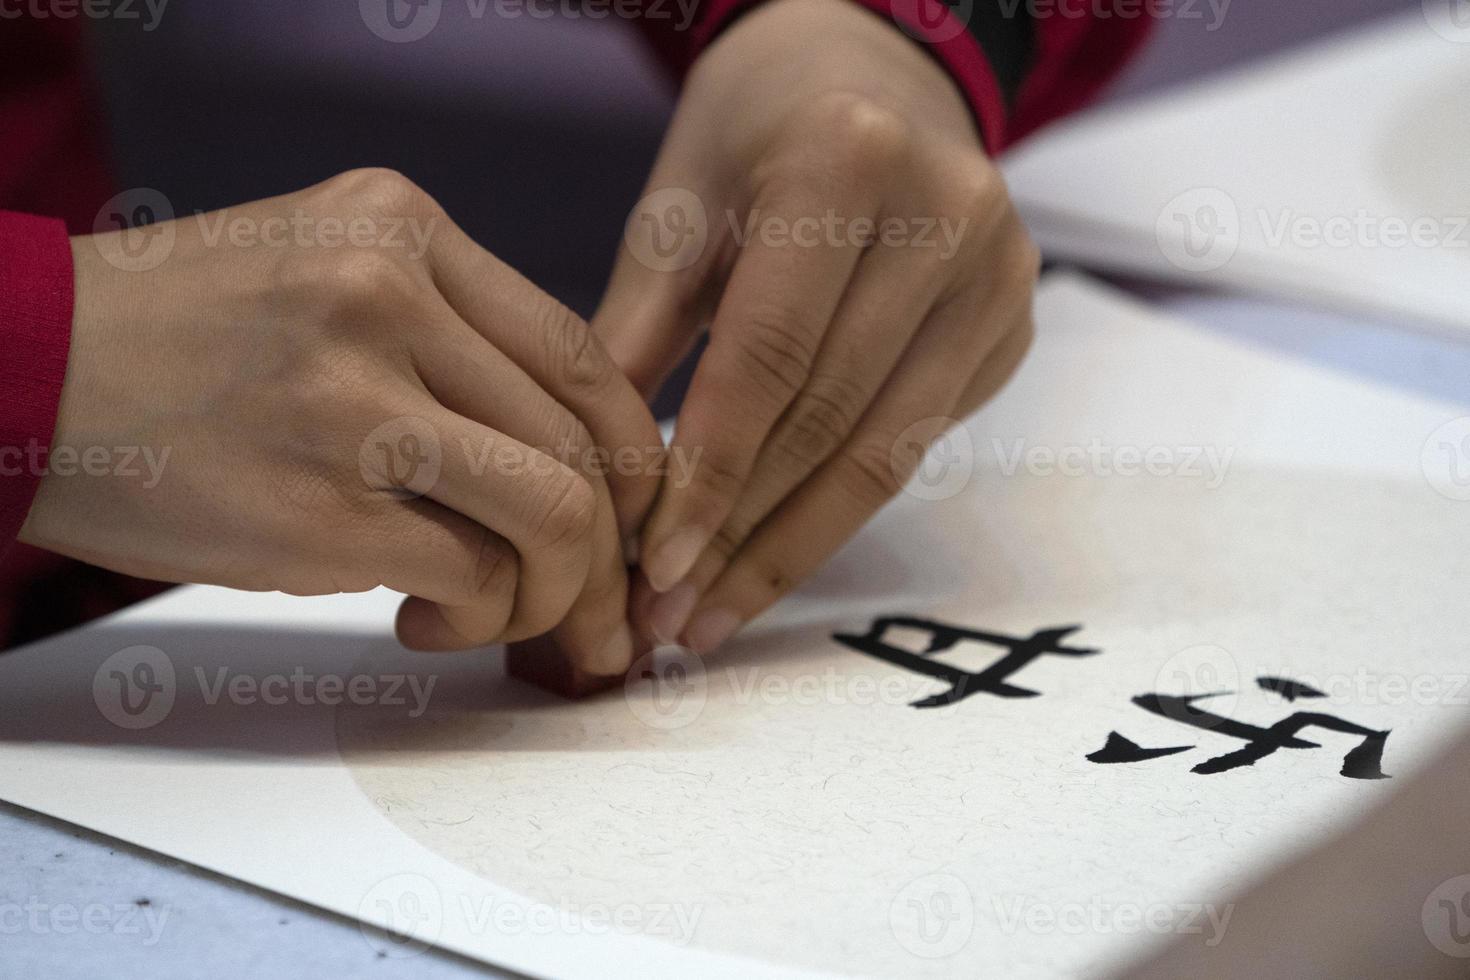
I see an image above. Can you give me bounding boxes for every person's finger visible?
[375,499,520,652]
[296,465,522,651]
[645,244,944,642]
[545,484,634,675]
[415,310,634,673]
[358,403,599,647]
[628,567,663,649]
[637,178,881,593]
[593,187,720,401]
[676,293,1034,655]
[425,218,664,545]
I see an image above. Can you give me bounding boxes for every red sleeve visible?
[0,212,75,558]
[635,0,1151,154]
[1008,3,1153,145]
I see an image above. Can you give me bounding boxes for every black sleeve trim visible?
[953,0,1034,108]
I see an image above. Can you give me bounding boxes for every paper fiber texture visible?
[0,274,1465,978]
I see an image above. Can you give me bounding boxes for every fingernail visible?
[649,581,698,646]
[683,609,742,656]
[587,624,635,677]
[644,527,705,593]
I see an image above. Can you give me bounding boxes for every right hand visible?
[21,169,662,675]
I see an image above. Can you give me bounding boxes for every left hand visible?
[596,0,1039,655]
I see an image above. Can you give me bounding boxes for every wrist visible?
[695,0,981,152]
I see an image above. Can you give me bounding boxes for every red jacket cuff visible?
[640,0,1150,155]
[691,0,1009,152]
[0,211,75,557]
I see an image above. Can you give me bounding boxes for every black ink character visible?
[832,617,1096,708]
[1255,676,1327,702]
[1089,678,1390,780]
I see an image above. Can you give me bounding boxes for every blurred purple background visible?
[88,0,1422,412]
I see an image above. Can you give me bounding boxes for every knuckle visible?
[327,167,429,215]
[841,437,907,506]
[708,523,746,562]
[812,93,911,179]
[561,417,596,466]
[528,468,597,551]
[688,451,747,508]
[945,161,1008,224]
[536,296,610,390]
[293,350,384,428]
[301,250,421,320]
[992,306,1037,376]
[465,527,516,605]
[781,374,867,463]
[536,407,595,476]
[1009,233,1043,285]
[733,306,819,401]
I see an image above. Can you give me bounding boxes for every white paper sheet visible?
[1,273,1467,978]
[1001,10,1470,339]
